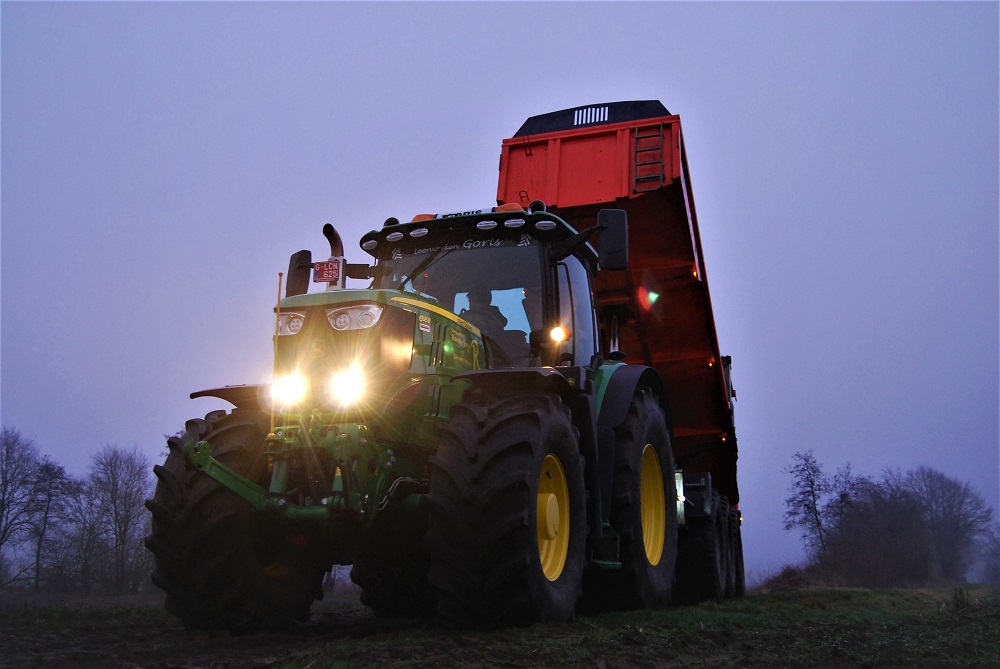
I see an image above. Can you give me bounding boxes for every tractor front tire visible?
[145,410,328,632]
[426,391,586,628]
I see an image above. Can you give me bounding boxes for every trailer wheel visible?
[720,496,735,599]
[145,410,328,632]
[426,391,586,628]
[585,388,678,610]
[724,502,741,598]
[675,490,727,604]
[732,507,746,597]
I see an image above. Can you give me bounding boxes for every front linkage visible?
[183,415,422,525]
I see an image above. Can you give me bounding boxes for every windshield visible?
[375,239,543,361]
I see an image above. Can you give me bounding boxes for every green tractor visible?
[145,202,683,630]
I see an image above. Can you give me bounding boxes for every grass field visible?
[0,585,997,668]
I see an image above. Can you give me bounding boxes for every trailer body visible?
[497,100,738,507]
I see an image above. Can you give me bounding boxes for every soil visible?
[0,586,997,669]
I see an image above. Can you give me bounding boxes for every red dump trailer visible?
[497,100,739,509]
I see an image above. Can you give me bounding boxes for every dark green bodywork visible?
[185,288,484,526]
[182,207,648,558]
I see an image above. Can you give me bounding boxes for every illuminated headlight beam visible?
[271,373,308,406]
[328,364,366,406]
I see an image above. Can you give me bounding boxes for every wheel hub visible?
[538,492,560,540]
[536,453,570,581]
[640,443,666,566]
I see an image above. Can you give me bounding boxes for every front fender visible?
[190,384,269,411]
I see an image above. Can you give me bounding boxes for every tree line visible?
[6,424,998,595]
[784,450,1000,587]
[0,425,152,594]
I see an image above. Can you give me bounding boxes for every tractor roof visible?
[358,205,598,266]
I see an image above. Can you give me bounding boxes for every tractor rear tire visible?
[426,391,586,628]
[675,490,727,604]
[584,387,678,610]
[145,410,329,632]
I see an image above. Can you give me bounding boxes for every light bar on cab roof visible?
[362,207,530,252]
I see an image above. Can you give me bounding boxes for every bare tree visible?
[784,450,831,562]
[825,479,931,587]
[981,523,1000,583]
[89,445,152,594]
[59,477,105,594]
[28,457,73,592]
[785,453,995,586]
[822,463,870,537]
[0,426,39,581]
[904,466,994,581]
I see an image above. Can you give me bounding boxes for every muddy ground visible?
[1,586,998,669]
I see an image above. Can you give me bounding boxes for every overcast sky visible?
[2,2,997,579]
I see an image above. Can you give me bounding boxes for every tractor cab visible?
[356,202,627,369]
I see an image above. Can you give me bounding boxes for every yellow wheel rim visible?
[640,444,665,566]
[537,453,571,581]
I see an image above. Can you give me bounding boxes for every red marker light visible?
[637,286,660,311]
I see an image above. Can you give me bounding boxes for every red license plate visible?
[313,261,340,283]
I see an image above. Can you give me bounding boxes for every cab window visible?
[555,256,597,366]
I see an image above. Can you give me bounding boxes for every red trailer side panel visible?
[498,104,739,505]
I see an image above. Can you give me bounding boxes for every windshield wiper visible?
[394,246,452,291]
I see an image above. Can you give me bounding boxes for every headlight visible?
[328,364,365,406]
[277,313,306,336]
[325,305,383,331]
[271,373,308,406]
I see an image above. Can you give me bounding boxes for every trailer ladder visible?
[633,124,665,194]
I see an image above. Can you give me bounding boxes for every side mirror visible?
[529,329,547,355]
[529,329,559,366]
[597,209,628,271]
[286,250,312,297]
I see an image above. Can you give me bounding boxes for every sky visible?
[2,1,997,580]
